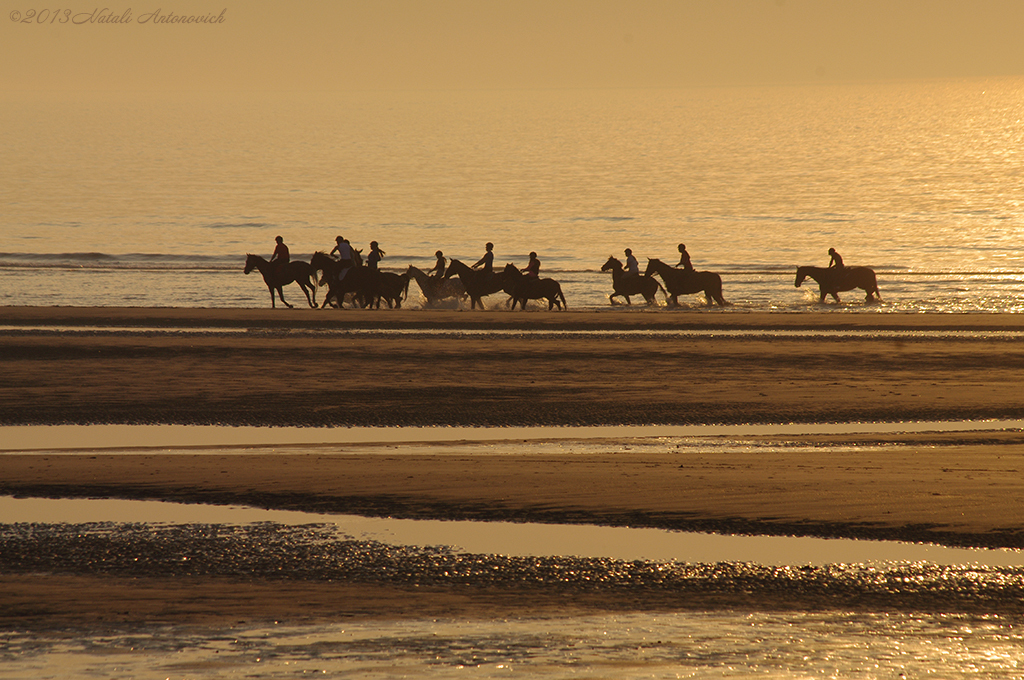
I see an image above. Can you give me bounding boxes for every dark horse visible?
[795,266,880,303]
[311,251,372,308]
[643,259,726,307]
[601,256,665,306]
[443,259,507,310]
[244,253,317,308]
[502,263,567,311]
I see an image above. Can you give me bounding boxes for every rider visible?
[269,236,289,276]
[367,241,385,272]
[472,242,495,280]
[429,249,447,279]
[525,251,540,278]
[330,235,355,282]
[624,248,640,280]
[676,243,694,272]
[828,248,845,269]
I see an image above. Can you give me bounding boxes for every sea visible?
[3,77,1024,311]
[5,79,1024,678]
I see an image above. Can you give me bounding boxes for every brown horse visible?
[310,251,372,308]
[795,266,880,303]
[244,253,317,308]
[442,259,507,310]
[502,263,567,310]
[601,256,665,305]
[643,258,726,307]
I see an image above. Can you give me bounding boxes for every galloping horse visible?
[502,263,567,311]
[244,253,318,308]
[795,266,880,303]
[601,256,665,306]
[442,259,507,310]
[406,265,467,306]
[643,259,726,307]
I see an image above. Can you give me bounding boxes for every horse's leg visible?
[277,287,293,308]
[268,285,276,309]
[301,284,314,308]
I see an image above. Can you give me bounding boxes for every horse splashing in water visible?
[406,265,467,306]
[502,263,567,311]
[643,259,726,307]
[795,266,880,303]
[601,256,665,306]
[442,259,507,310]
[244,253,318,308]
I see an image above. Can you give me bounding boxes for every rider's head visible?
[678,243,686,252]
[625,248,632,256]
[530,252,537,259]
[336,236,344,243]
[435,250,443,258]
[275,236,283,244]
[485,242,493,250]
[829,247,837,255]
[371,241,379,249]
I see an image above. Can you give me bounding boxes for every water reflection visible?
[3,495,1021,568]
[3,419,1024,452]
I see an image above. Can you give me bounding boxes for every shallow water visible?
[4,611,1024,679]
[4,495,1022,568]
[3,418,1023,452]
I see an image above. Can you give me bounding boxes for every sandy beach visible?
[3,307,1024,627]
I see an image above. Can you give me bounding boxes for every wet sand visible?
[3,306,1024,627]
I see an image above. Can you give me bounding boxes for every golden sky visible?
[4,0,1024,92]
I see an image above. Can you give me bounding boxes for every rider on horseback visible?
[472,242,495,282]
[828,248,845,269]
[429,250,446,279]
[525,252,540,278]
[624,248,640,281]
[330,236,355,282]
[676,243,694,272]
[269,236,289,277]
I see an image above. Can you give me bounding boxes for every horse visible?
[406,265,467,306]
[442,259,507,310]
[502,263,567,311]
[795,265,880,303]
[310,251,372,308]
[243,253,318,308]
[600,256,665,306]
[369,270,410,309]
[643,258,726,307]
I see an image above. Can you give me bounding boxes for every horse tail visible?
[713,273,727,306]
[558,285,567,310]
[402,273,411,301]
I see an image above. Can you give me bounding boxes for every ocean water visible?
[3,78,1024,310]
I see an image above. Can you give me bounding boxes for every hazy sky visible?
[4,0,1024,92]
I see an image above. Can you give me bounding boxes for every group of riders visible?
[261,233,851,308]
[269,235,544,285]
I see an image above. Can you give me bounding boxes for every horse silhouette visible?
[406,264,467,306]
[442,259,507,310]
[244,253,318,308]
[796,266,880,303]
[310,251,374,308]
[643,258,726,307]
[601,256,665,305]
[502,263,567,311]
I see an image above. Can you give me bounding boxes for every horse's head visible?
[600,256,621,272]
[442,259,461,279]
[795,267,807,288]
[503,262,521,276]
[643,258,662,277]
[244,253,258,274]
